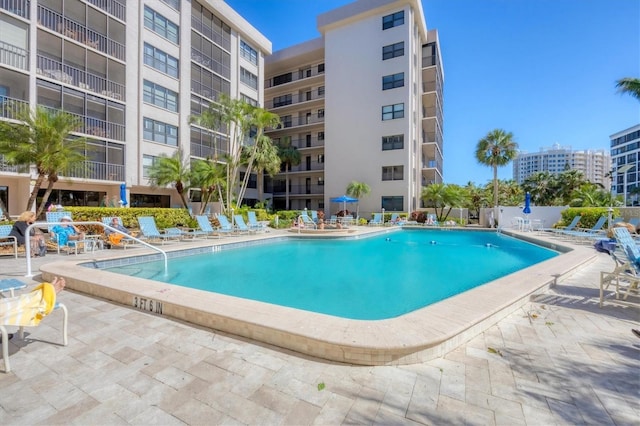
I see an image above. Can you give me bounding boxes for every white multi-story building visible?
[513,143,610,188]
[0,0,269,215]
[264,0,444,217]
[610,124,640,206]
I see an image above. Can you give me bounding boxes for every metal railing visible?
[263,91,325,110]
[265,68,325,89]
[0,0,29,18]
[85,0,125,21]
[0,41,28,70]
[0,96,28,120]
[24,221,168,277]
[64,161,124,181]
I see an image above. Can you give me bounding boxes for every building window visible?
[143,43,179,78]
[318,63,325,73]
[382,103,404,120]
[382,166,403,181]
[318,177,324,186]
[143,118,178,146]
[240,40,258,65]
[144,6,179,44]
[318,131,324,141]
[318,109,324,118]
[241,94,258,106]
[382,196,404,211]
[382,134,404,150]
[142,154,158,178]
[318,154,324,163]
[382,42,404,60]
[318,86,325,96]
[143,80,178,112]
[382,72,404,90]
[160,0,180,10]
[282,115,292,128]
[273,94,292,107]
[240,67,258,89]
[382,11,404,30]
[273,72,292,86]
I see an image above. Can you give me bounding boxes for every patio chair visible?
[310,210,318,223]
[369,213,384,226]
[234,215,256,235]
[46,211,85,254]
[424,214,439,226]
[1,280,68,373]
[299,213,317,229]
[215,214,237,235]
[137,216,182,244]
[599,227,640,307]
[247,211,267,233]
[101,217,138,249]
[0,225,18,258]
[541,215,582,236]
[194,215,223,238]
[559,216,607,241]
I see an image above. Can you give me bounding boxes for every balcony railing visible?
[191,48,231,79]
[65,160,124,181]
[85,0,125,21]
[265,184,325,196]
[0,96,28,120]
[45,108,125,142]
[0,0,29,19]
[264,91,325,110]
[287,162,325,173]
[280,115,325,129]
[0,40,28,70]
[0,155,27,173]
[272,137,324,149]
[191,16,231,51]
[38,5,126,61]
[265,68,325,89]
[37,55,125,101]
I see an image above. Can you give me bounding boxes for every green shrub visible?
[560,207,616,229]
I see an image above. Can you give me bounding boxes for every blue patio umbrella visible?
[330,195,358,213]
[523,192,531,215]
[119,183,128,206]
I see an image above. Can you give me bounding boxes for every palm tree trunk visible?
[36,179,56,218]
[26,173,46,212]
[493,166,499,207]
[285,165,290,210]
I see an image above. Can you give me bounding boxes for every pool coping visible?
[40,228,597,365]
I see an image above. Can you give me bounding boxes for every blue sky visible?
[225,0,640,186]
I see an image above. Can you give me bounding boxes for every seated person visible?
[9,211,46,256]
[51,216,85,247]
[105,217,130,246]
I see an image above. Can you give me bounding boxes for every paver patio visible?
[0,236,638,425]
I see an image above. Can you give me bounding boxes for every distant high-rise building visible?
[513,143,610,188]
[610,124,640,206]
[263,0,444,216]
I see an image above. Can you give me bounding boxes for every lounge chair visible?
[0,225,18,258]
[101,217,138,249]
[599,227,640,307]
[247,211,267,233]
[560,216,607,241]
[310,210,318,223]
[233,215,256,235]
[194,215,223,238]
[369,213,384,226]
[137,216,182,244]
[299,213,317,229]
[46,211,85,254]
[541,215,581,236]
[215,214,237,235]
[424,213,439,226]
[1,279,68,373]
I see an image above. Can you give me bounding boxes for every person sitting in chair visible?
[51,216,85,247]
[105,217,130,247]
[9,211,46,257]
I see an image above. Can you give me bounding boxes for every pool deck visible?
[1,227,639,424]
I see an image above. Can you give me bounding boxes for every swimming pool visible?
[41,227,595,365]
[104,230,558,320]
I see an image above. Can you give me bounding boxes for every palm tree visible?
[191,158,227,214]
[616,77,640,101]
[475,129,518,207]
[147,149,191,208]
[346,181,370,219]
[250,136,280,204]
[421,183,464,221]
[0,106,87,215]
[277,138,301,210]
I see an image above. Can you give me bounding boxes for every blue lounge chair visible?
[216,214,236,235]
[560,216,607,241]
[247,211,267,232]
[233,215,255,234]
[599,227,640,307]
[542,215,582,236]
[299,213,317,229]
[369,213,383,226]
[137,216,182,244]
[46,211,85,254]
[195,215,224,238]
[0,225,18,258]
[310,210,318,223]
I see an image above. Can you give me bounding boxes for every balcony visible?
[191,16,231,52]
[191,48,230,79]
[38,5,126,61]
[37,55,125,101]
[266,183,325,196]
[287,162,325,173]
[279,115,325,129]
[265,68,325,89]
[0,154,27,173]
[0,0,29,19]
[0,96,28,120]
[0,41,28,71]
[264,91,325,110]
[274,137,324,149]
[65,160,124,181]
[45,108,125,142]
[85,0,125,22]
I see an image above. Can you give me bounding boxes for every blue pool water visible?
[105,230,558,320]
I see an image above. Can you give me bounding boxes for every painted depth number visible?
[133,296,163,314]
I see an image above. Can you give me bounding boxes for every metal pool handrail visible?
[24,221,168,277]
